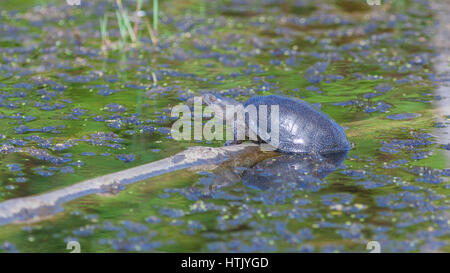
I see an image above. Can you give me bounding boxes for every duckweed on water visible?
[0,0,448,253]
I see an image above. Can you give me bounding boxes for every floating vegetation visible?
[0,0,448,253]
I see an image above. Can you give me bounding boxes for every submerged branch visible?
[0,144,260,227]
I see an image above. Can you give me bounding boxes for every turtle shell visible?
[242,95,350,154]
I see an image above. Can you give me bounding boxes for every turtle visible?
[202,93,351,155]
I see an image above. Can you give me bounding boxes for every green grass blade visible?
[153,0,158,32]
[121,10,136,42]
[116,10,127,42]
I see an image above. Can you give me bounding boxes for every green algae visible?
[0,0,448,253]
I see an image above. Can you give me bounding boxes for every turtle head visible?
[202,93,238,110]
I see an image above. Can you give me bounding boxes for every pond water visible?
[0,0,448,253]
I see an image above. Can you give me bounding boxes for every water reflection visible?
[210,149,348,191]
[242,152,348,190]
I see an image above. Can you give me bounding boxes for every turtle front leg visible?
[224,140,242,146]
[224,120,244,146]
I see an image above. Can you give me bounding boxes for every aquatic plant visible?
[145,17,158,47]
[98,0,159,51]
[116,6,136,43]
[153,0,159,32]
[0,0,447,254]
[134,0,144,41]
[100,14,110,51]
[199,1,206,17]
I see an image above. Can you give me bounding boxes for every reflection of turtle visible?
[198,147,348,192]
[202,94,351,154]
[241,152,348,191]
